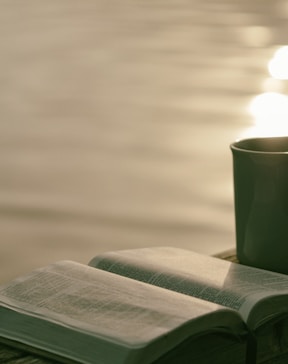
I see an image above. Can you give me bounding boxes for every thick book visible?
[0,247,288,364]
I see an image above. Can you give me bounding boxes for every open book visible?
[1,247,288,364]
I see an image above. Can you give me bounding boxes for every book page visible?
[0,260,242,358]
[90,247,288,328]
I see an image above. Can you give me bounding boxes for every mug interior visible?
[231,136,288,153]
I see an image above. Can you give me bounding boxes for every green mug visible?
[231,136,288,274]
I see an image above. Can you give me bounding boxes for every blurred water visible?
[1,0,288,282]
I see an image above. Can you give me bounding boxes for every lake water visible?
[1,0,288,282]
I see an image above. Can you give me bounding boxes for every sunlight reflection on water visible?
[3,0,288,283]
[244,45,288,138]
[268,46,288,80]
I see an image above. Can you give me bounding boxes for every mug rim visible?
[230,136,288,154]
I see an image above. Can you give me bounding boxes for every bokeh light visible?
[246,92,288,137]
[268,46,288,80]
[245,46,288,137]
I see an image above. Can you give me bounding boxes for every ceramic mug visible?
[231,136,288,274]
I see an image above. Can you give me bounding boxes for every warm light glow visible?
[243,46,288,138]
[262,77,284,93]
[268,46,288,80]
[245,92,288,137]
